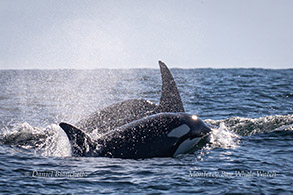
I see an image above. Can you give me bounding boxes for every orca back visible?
[157,61,185,113]
[75,61,185,134]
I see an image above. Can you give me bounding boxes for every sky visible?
[0,0,292,69]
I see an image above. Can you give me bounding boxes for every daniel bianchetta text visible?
[189,170,277,178]
[25,170,88,178]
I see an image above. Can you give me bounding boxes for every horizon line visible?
[0,67,292,71]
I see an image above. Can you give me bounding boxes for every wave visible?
[0,123,71,157]
[205,114,293,136]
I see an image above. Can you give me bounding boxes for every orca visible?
[76,61,185,134]
[59,61,211,158]
[60,113,211,159]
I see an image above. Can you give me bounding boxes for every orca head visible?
[186,115,211,139]
[167,114,211,157]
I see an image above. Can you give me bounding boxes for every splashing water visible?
[208,122,240,149]
[209,123,240,148]
[0,123,71,157]
[39,124,71,157]
[0,123,44,149]
[195,122,240,161]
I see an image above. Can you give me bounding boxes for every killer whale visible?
[76,61,185,134]
[59,61,211,158]
[60,113,211,159]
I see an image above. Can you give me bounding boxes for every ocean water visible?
[0,68,292,194]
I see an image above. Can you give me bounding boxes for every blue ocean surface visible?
[0,68,292,194]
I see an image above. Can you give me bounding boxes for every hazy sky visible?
[1,0,292,69]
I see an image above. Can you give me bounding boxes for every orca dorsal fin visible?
[59,122,96,157]
[157,61,185,112]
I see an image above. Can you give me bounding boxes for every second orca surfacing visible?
[75,61,185,134]
[59,61,211,159]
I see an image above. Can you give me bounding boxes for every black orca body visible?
[60,113,211,159]
[76,61,185,134]
[60,61,211,159]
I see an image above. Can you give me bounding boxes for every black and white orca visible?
[60,61,211,158]
[76,61,185,134]
[60,113,211,159]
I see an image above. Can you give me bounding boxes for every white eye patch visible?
[167,124,190,138]
[173,137,200,157]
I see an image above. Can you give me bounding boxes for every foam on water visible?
[1,122,71,157]
[39,124,71,157]
[205,115,293,136]
[208,122,240,149]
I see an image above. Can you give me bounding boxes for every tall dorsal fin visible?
[59,123,96,157]
[157,61,185,112]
